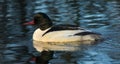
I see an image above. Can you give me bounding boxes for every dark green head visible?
[33,12,53,30]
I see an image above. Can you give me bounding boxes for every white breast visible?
[33,28,50,41]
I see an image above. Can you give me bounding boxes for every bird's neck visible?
[39,25,52,30]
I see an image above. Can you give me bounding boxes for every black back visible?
[42,24,84,36]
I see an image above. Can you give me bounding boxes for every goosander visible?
[24,12,101,52]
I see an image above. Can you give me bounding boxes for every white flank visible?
[33,28,101,52]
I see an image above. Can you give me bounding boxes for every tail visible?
[75,31,102,44]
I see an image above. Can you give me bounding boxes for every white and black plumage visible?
[24,12,102,52]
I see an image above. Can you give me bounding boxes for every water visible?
[0,0,120,64]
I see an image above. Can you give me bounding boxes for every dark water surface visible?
[0,0,120,64]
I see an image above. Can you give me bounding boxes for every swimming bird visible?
[24,12,101,52]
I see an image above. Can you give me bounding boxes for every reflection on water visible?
[1,0,120,64]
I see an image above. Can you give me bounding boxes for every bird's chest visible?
[33,28,49,41]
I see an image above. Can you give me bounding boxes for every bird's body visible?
[33,27,95,42]
[33,25,101,52]
[24,12,101,52]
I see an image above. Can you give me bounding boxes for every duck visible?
[24,12,101,52]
